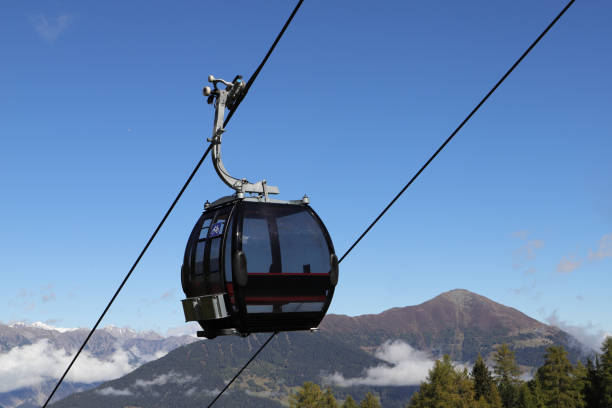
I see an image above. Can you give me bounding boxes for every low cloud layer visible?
[128,347,167,364]
[0,340,137,393]
[134,371,198,389]
[95,371,199,397]
[185,387,220,397]
[97,386,133,396]
[165,322,200,337]
[324,341,435,387]
[546,310,610,352]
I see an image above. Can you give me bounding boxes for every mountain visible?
[48,290,590,408]
[320,289,580,366]
[0,322,198,408]
[50,332,391,408]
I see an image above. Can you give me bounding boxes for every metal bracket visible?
[203,75,280,199]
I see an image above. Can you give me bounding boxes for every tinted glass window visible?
[246,305,274,313]
[282,302,324,312]
[199,218,212,239]
[224,217,234,283]
[208,237,222,292]
[194,241,206,276]
[185,217,203,272]
[242,217,273,273]
[206,210,230,293]
[277,209,330,273]
[245,302,324,314]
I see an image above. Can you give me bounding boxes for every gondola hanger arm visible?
[204,75,280,199]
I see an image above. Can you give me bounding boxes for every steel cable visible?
[205,332,278,408]
[41,1,304,407]
[204,1,576,406]
[41,144,212,408]
[42,0,574,406]
[338,0,575,263]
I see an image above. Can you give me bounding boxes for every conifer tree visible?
[573,360,587,408]
[472,354,495,403]
[487,382,504,408]
[359,392,381,408]
[516,382,537,408]
[535,345,583,408]
[456,367,478,407]
[289,382,324,408]
[583,357,603,408]
[493,343,521,408]
[408,355,458,407]
[600,336,612,407]
[342,395,359,408]
[322,387,339,408]
[408,355,475,407]
[527,378,546,408]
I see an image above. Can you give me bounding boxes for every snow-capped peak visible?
[101,325,163,340]
[9,321,80,333]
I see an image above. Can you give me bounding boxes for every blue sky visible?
[1,0,611,347]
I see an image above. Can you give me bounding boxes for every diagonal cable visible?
[42,0,305,405]
[44,0,574,406]
[204,2,576,406]
[40,145,212,408]
[202,2,306,406]
[205,332,277,408]
[339,0,576,263]
[224,0,304,127]
[43,1,304,407]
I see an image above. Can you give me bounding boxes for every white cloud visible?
[32,14,73,43]
[30,321,79,333]
[323,341,435,387]
[185,387,221,397]
[159,289,175,301]
[246,389,277,398]
[165,322,200,338]
[545,311,609,352]
[96,386,133,396]
[513,239,545,269]
[133,371,198,389]
[589,233,612,261]
[512,230,529,240]
[128,346,167,363]
[0,339,137,393]
[557,256,581,274]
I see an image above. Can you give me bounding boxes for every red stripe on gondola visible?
[245,296,326,303]
[247,273,329,276]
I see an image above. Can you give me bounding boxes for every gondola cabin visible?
[181,196,339,338]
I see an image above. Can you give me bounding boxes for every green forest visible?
[289,337,612,408]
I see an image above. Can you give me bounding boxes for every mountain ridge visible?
[0,322,199,408]
[46,289,590,408]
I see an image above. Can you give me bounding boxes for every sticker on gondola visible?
[208,222,224,238]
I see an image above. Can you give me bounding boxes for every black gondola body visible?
[180,75,338,338]
[181,196,339,338]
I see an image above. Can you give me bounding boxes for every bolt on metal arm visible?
[203,75,279,198]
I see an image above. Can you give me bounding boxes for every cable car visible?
[180,75,339,338]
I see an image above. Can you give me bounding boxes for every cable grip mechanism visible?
[203,74,280,199]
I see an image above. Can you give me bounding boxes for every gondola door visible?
[235,202,336,333]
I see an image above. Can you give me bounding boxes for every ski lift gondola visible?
[180,76,339,338]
